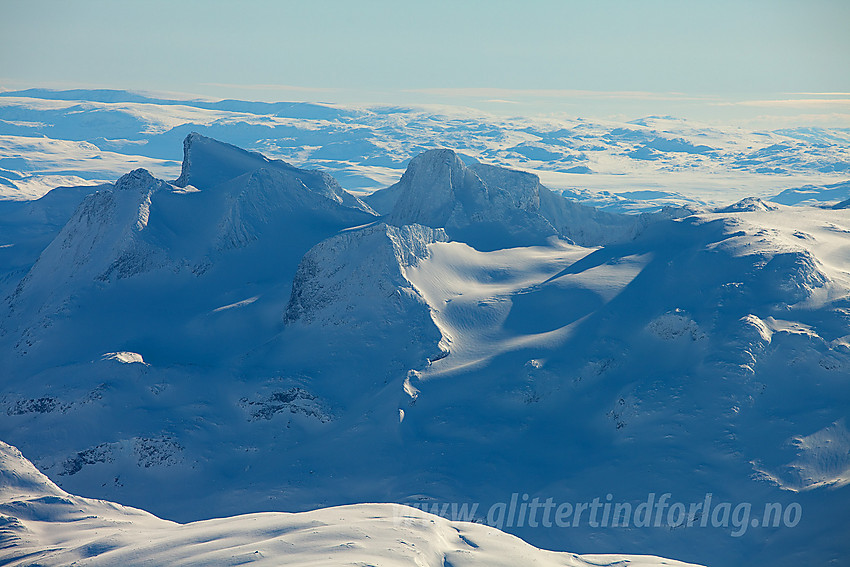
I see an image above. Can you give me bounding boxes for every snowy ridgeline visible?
[0,440,702,567]
[0,132,848,566]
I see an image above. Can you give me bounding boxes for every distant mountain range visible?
[1,88,848,208]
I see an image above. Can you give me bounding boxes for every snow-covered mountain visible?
[1,130,849,567]
[367,149,653,250]
[2,133,376,368]
[265,222,451,397]
[174,132,373,215]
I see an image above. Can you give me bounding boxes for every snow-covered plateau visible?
[0,90,849,566]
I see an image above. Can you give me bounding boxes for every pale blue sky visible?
[1,0,848,124]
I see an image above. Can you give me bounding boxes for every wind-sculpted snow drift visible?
[0,134,848,567]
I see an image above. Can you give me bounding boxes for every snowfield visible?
[0,90,848,566]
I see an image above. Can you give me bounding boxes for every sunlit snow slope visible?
[0,441,700,567]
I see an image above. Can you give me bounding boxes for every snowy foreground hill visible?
[0,440,699,567]
[0,127,849,566]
